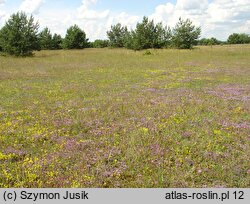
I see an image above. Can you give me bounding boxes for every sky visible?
[0,0,249,41]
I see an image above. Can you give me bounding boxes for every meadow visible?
[0,45,249,188]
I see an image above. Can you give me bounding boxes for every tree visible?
[0,40,2,52]
[239,33,250,44]
[172,18,201,49]
[0,30,2,52]
[107,23,128,48]
[123,17,171,50]
[39,27,53,50]
[51,33,62,50]
[62,25,88,49]
[92,39,109,48]
[228,33,240,44]
[123,31,135,50]
[0,12,40,56]
[227,33,250,44]
[153,23,172,48]
[129,17,156,50]
[199,37,221,46]
[209,37,221,45]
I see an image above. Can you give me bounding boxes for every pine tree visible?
[0,12,40,56]
[172,18,201,49]
[39,27,53,50]
[63,25,88,49]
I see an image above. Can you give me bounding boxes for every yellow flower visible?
[0,152,14,161]
[213,130,221,135]
[234,107,242,113]
[140,127,149,134]
[47,172,55,177]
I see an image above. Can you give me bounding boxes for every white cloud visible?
[19,0,45,14]
[0,11,4,19]
[72,0,139,40]
[37,9,74,35]
[207,0,250,23]
[82,0,97,8]
[108,12,139,29]
[149,3,175,24]
[78,9,109,20]
[0,0,6,23]
[176,0,208,11]
[77,0,109,20]
[149,0,250,40]
[35,3,110,40]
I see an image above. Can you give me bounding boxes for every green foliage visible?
[51,34,63,50]
[199,37,222,46]
[108,16,200,50]
[124,17,171,50]
[92,39,109,48]
[227,33,250,44]
[0,12,40,56]
[62,25,88,49]
[39,27,53,50]
[39,29,62,50]
[130,17,156,50]
[171,18,201,49]
[122,31,133,50]
[153,23,172,48]
[107,23,128,48]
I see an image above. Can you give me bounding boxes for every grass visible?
[0,45,249,188]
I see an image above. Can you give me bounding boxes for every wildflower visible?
[197,169,202,174]
[140,127,149,134]
[234,107,242,113]
[213,130,221,135]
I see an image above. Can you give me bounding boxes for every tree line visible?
[198,33,250,46]
[0,12,249,56]
[0,12,90,56]
[107,17,202,50]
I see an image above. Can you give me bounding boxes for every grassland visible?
[0,45,249,188]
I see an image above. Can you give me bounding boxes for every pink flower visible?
[197,169,202,174]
